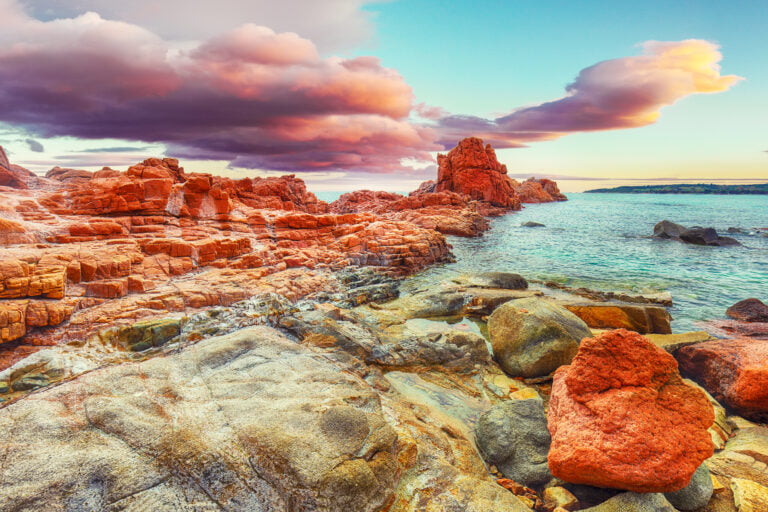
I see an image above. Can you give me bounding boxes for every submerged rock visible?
[547,329,715,493]
[681,226,740,246]
[521,221,546,227]
[677,338,768,421]
[653,220,741,247]
[727,298,768,323]
[488,297,592,378]
[654,220,687,239]
[475,398,553,487]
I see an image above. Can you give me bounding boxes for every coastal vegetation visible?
[586,183,768,194]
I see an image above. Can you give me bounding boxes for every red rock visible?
[547,329,714,492]
[677,338,768,422]
[85,279,128,298]
[410,180,436,196]
[1,147,38,189]
[0,153,456,354]
[538,178,567,201]
[45,167,93,183]
[436,137,521,209]
[727,298,768,323]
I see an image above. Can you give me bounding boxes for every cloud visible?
[0,5,437,173]
[435,40,742,148]
[0,3,741,175]
[17,0,384,52]
[80,146,150,153]
[24,138,44,152]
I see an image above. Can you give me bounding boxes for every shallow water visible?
[418,193,768,332]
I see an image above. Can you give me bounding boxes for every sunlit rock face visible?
[0,153,452,365]
[436,137,522,209]
[547,329,715,493]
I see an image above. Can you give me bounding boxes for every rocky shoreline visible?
[1,138,767,511]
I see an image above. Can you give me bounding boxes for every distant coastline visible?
[585,183,768,194]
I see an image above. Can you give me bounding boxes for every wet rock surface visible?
[653,220,741,247]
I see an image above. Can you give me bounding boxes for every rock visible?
[109,317,182,352]
[727,298,768,323]
[563,303,672,334]
[542,486,579,511]
[681,226,741,247]
[368,331,491,372]
[654,220,687,239]
[0,145,8,171]
[475,399,553,487]
[0,147,38,189]
[454,272,528,290]
[516,178,567,203]
[731,478,768,512]
[330,189,491,237]
[664,463,714,510]
[436,137,522,209]
[488,298,592,377]
[547,329,715,492]
[707,424,768,491]
[653,221,741,246]
[677,338,768,421]
[0,326,401,511]
[579,492,677,512]
[644,331,715,354]
[46,166,94,183]
[410,180,436,195]
[521,221,546,227]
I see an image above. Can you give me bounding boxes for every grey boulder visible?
[488,297,592,377]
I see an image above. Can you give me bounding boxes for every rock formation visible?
[436,137,522,209]
[547,329,715,492]
[331,189,489,237]
[0,155,453,364]
[653,220,741,247]
[516,178,567,203]
[727,298,768,323]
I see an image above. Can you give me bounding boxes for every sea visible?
[316,192,768,332]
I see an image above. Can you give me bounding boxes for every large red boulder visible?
[677,338,768,422]
[436,137,521,209]
[547,329,714,492]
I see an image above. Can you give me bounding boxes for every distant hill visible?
[585,183,768,194]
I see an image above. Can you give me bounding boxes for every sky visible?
[0,0,765,192]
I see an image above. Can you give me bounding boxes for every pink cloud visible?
[436,40,742,148]
[0,3,742,174]
[0,5,438,173]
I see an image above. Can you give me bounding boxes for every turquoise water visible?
[429,193,768,332]
[318,191,767,331]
